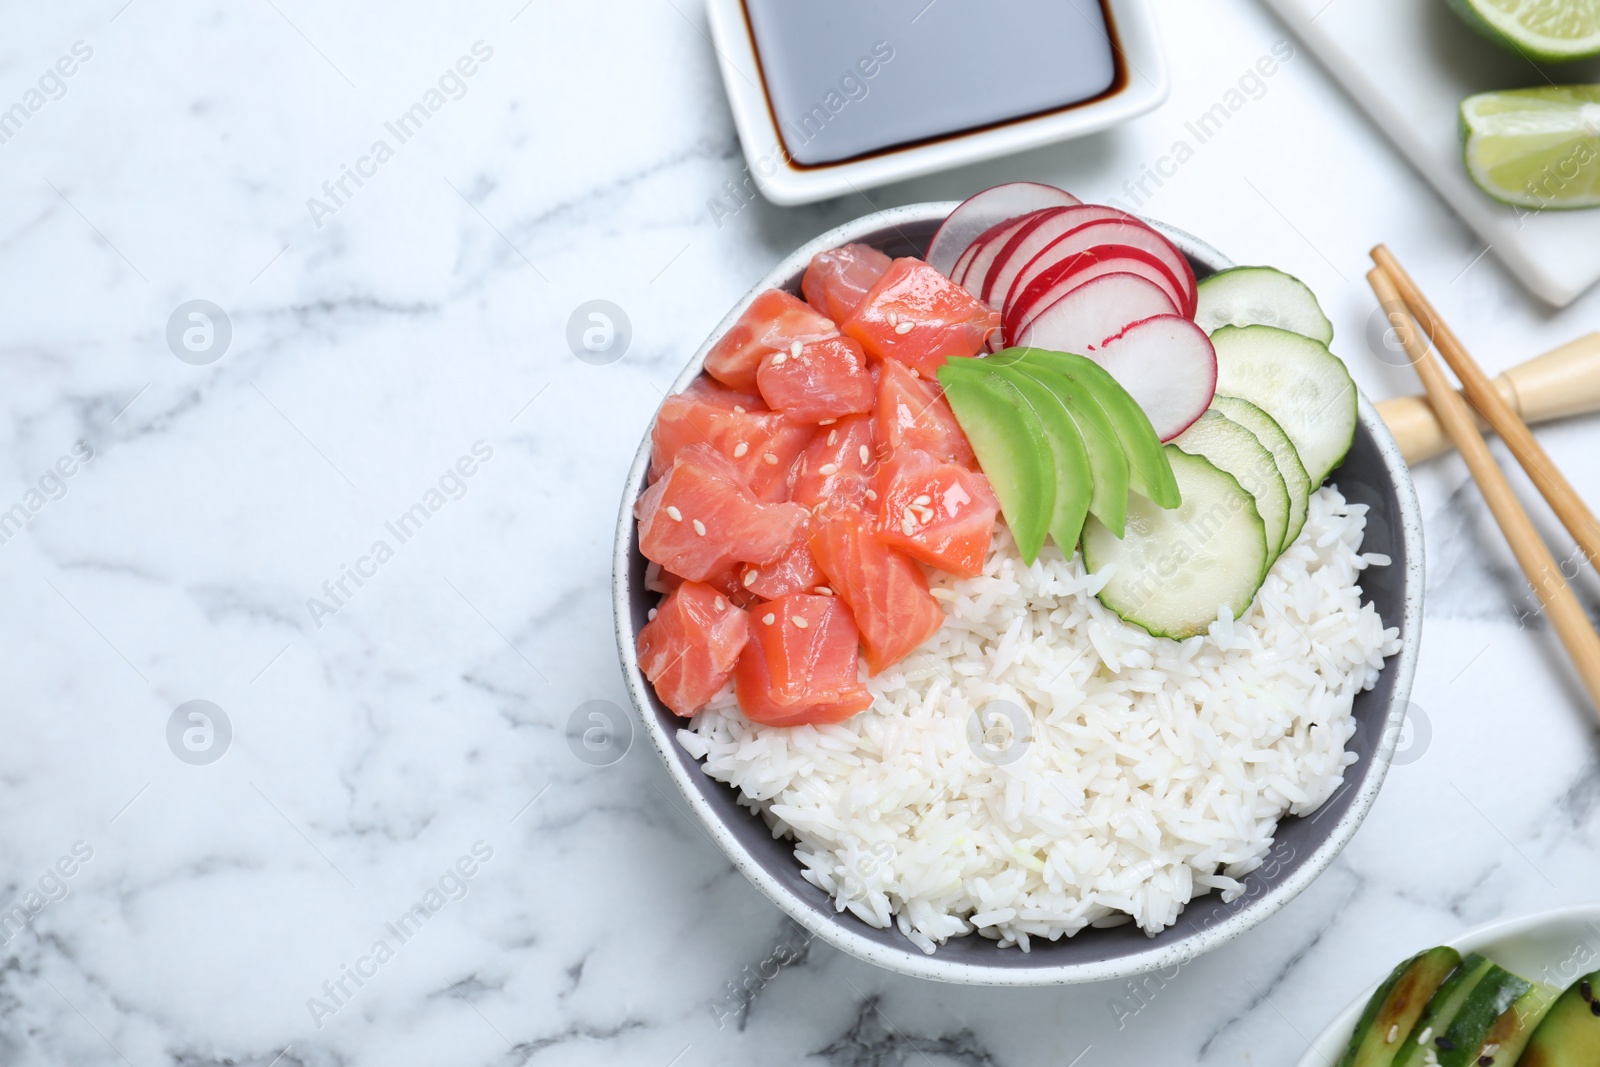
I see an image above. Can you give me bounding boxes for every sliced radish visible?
[926,183,1082,277]
[1014,273,1180,358]
[959,211,1048,298]
[1007,246,1187,341]
[984,205,1142,312]
[1010,219,1198,319]
[1069,315,1217,441]
[950,241,981,290]
[976,206,1075,306]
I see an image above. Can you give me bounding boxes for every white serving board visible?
[1262,0,1600,307]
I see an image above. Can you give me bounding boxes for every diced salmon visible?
[802,243,893,323]
[637,581,750,717]
[756,335,874,424]
[790,413,877,515]
[636,444,808,581]
[649,384,813,502]
[872,450,998,578]
[750,593,870,707]
[808,510,946,675]
[732,598,870,729]
[644,560,683,596]
[739,532,824,600]
[875,359,976,469]
[841,258,1000,376]
[704,289,837,393]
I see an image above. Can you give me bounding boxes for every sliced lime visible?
[1461,87,1600,209]
[1448,0,1600,61]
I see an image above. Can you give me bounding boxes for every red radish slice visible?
[1069,315,1217,441]
[926,183,1082,277]
[1014,273,1180,358]
[958,212,1046,298]
[950,242,980,288]
[1010,219,1198,319]
[976,206,1074,306]
[984,204,1143,312]
[1007,246,1187,341]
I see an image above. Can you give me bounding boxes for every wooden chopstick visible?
[1372,245,1600,572]
[1367,265,1600,715]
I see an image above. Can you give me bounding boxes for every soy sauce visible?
[742,0,1123,167]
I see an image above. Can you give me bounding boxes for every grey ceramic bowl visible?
[612,202,1424,985]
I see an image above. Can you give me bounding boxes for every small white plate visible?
[1294,903,1600,1067]
[703,0,1170,206]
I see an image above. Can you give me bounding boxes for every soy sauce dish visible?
[612,192,1423,985]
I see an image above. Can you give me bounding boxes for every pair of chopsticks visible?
[1367,247,1600,714]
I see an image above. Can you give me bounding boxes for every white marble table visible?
[2,0,1598,1064]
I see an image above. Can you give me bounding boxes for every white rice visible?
[676,484,1401,953]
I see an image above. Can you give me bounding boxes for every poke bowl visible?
[612,193,1423,985]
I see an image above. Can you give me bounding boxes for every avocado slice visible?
[1023,366,1131,537]
[1517,968,1600,1067]
[1466,982,1557,1066]
[1391,954,1496,1067]
[999,347,1179,509]
[1339,946,1462,1067]
[937,363,1055,563]
[982,365,1095,550]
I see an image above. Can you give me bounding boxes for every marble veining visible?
[2,0,1599,1064]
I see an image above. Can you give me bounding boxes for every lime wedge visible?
[1461,87,1600,209]
[1448,0,1600,61]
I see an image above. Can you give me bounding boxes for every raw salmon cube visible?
[636,444,807,582]
[841,258,1000,376]
[637,581,749,717]
[872,450,998,578]
[808,510,945,675]
[749,593,870,708]
[649,383,813,502]
[738,534,824,601]
[704,289,837,393]
[802,243,893,323]
[756,335,874,424]
[790,412,877,516]
[875,359,976,469]
[734,613,873,727]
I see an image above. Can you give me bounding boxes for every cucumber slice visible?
[1429,965,1532,1067]
[1211,325,1358,486]
[938,366,1056,563]
[1082,446,1267,640]
[1339,947,1463,1067]
[1195,266,1335,345]
[1465,981,1557,1067]
[1210,395,1312,552]
[1519,967,1600,1067]
[1392,955,1496,1067]
[1174,410,1291,566]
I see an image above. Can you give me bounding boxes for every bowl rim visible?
[611,200,1425,985]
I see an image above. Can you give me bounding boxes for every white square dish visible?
[704,0,1170,206]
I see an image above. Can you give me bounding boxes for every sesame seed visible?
[1417,1028,1432,1047]
[886,311,898,326]
[734,405,746,413]
[827,429,838,446]
[647,608,658,621]
[901,514,916,536]
[733,441,749,458]
[815,586,833,595]
[762,612,776,625]
[714,596,726,610]
[667,506,683,522]
[913,494,932,507]
[894,321,915,335]
[693,519,706,536]
[917,509,932,525]
[791,616,808,628]
[865,489,877,501]
[859,445,870,465]
[763,453,778,465]
[818,463,839,475]
[817,417,836,425]
[790,340,804,358]
[771,352,788,365]
[743,570,759,587]
[1387,1025,1399,1044]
